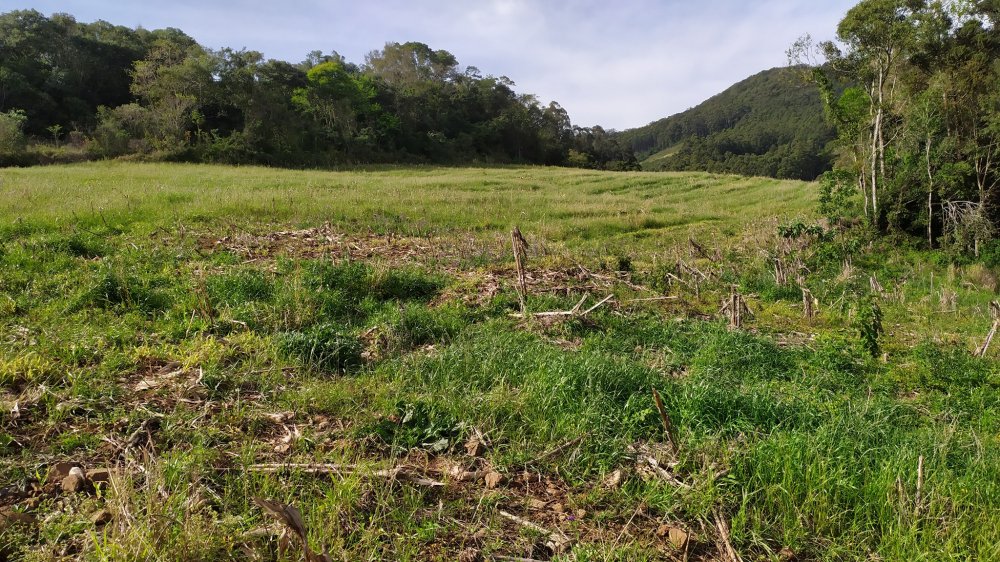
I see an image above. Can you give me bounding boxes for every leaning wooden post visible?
[511,227,529,314]
[975,301,1000,357]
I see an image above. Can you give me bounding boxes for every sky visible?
[11,0,858,130]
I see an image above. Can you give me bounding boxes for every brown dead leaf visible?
[603,469,623,489]
[484,471,503,489]
[667,527,689,549]
[527,498,548,510]
[464,435,485,457]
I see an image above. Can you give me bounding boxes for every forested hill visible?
[618,67,835,180]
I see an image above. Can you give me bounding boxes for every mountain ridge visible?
[618,66,835,180]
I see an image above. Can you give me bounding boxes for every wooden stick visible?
[624,296,678,303]
[244,463,445,487]
[581,294,614,316]
[914,455,924,517]
[529,433,588,464]
[713,509,742,562]
[976,319,999,357]
[651,387,678,455]
[498,510,571,553]
[511,227,529,314]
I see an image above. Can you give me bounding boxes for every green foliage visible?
[621,67,836,180]
[278,323,362,372]
[0,11,639,169]
[854,296,884,357]
[205,270,274,306]
[0,109,27,156]
[817,169,859,223]
[78,269,170,314]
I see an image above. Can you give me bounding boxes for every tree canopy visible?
[0,11,637,170]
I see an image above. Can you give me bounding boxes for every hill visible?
[619,67,836,180]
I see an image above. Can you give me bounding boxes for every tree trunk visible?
[926,134,934,247]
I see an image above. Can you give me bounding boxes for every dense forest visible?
[793,0,1000,247]
[0,10,637,170]
[617,67,837,181]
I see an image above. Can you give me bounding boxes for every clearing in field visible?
[2,162,1000,561]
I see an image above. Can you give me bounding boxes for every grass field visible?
[3,162,1000,561]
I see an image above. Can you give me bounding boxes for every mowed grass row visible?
[2,162,1000,560]
[0,162,814,256]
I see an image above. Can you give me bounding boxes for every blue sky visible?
[11,0,857,130]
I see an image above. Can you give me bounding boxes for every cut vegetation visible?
[2,162,1000,560]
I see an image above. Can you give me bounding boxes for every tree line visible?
[793,0,1000,251]
[0,10,638,170]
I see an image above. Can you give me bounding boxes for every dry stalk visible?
[801,286,817,319]
[651,387,678,455]
[713,509,742,562]
[511,227,529,314]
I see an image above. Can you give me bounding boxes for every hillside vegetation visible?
[619,67,836,180]
[4,162,1000,560]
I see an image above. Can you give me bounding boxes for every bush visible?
[0,109,28,165]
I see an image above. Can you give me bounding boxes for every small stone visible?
[46,461,81,485]
[91,509,112,526]
[61,467,88,493]
[86,468,112,485]
[0,508,36,532]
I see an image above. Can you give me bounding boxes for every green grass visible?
[2,161,1000,560]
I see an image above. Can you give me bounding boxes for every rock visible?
[657,524,689,549]
[61,467,88,494]
[86,468,113,485]
[46,461,81,485]
[0,508,36,532]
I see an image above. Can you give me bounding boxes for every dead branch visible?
[528,433,589,465]
[651,387,678,455]
[511,227,529,314]
[498,510,572,554]
[975,319,999,357]
[509,294,614,319]
[713,509,742,562]
[244,463,445,487]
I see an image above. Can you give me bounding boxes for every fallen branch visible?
[975,319,999,357]
[714,509,742,562]
[509,295,614,319]
[624,296,679,304]
[640,456,690,488]
[498,510,572,553]
[244,463,444,487]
